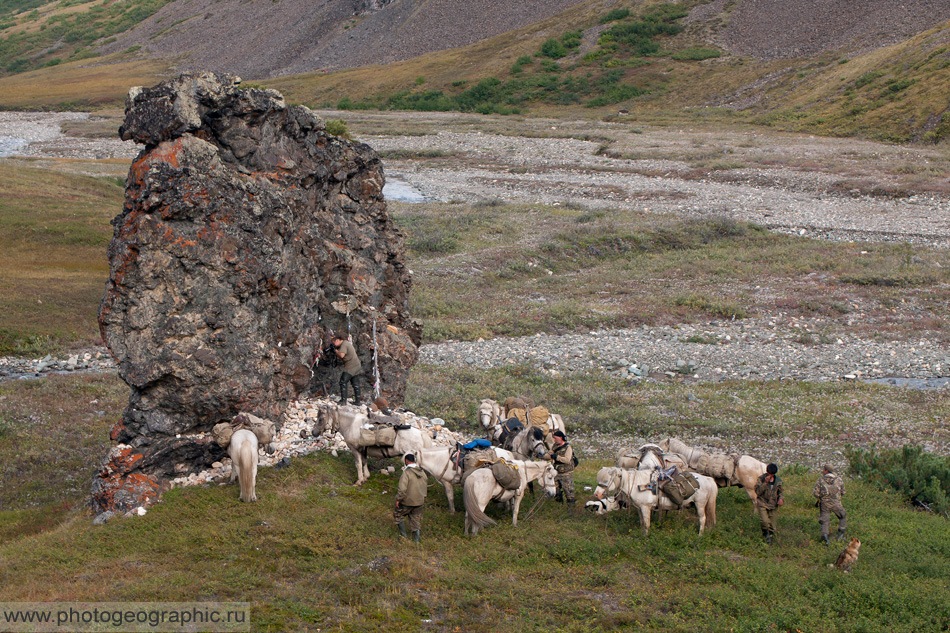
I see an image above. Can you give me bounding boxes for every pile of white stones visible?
[169,397,470,488]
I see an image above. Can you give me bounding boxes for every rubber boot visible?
[765,531,774,545]
[555,491,564,504]
[821,534,830,546]
[352,382,362,405]
[397,521,407,538]
[413,530,421,543]
[762,529,770,543]
[338,379,348,406]
[836,528,846,541]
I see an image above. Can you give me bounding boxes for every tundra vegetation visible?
[1,161,950,628]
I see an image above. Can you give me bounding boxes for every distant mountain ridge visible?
[97,0,594,80]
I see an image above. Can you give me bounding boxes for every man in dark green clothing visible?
[332,335,362,405]
[754,463,784,545]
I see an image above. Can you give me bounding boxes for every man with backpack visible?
[545,430,576,506]
[813,464,847,545]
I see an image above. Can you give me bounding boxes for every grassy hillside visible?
[0,162,122,354]
[0,0,947,144]
[1,371,949,632]
[0,0,173,76]
[264,1,950,143]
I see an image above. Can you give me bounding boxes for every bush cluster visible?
[846,445,950,516]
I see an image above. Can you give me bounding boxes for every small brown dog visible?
[831,537,861,572]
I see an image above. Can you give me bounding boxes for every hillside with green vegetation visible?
[0,0,172,75]
[0,0,947,143]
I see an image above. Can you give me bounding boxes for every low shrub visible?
[846,445,950,516]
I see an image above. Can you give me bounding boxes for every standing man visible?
[813,464,847,545]
[545,430,576,506]
[332,335,362,405]
[754,463,784,545]
[394,453,427,542]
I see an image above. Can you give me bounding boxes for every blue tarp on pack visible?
[461,438,492,450]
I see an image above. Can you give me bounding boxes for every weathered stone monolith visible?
[92,72,420,514]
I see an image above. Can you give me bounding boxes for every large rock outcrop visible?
[93,72,420,514]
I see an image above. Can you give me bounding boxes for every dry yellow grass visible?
[0,56,172,109]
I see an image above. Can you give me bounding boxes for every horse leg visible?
[351,448,366,486]
[639,504,652,536]
[696,499,706,535]
[443,480,456,513]
[511,492,524,526]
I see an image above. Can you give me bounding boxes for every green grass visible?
[0,370,949,630]
[0,162,121,353]
[0,0,174,76]
[393,201,950,344]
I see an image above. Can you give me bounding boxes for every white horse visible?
[594,466,718,535]
[463,460,558,536]
[416,445,516,513]
[477,398,566,443]
[657,437,768,505]
[229,429,259,503]
[320,404,433,485]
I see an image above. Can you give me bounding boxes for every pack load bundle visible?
[663,471,701,506]
[510,406,551,435]
[357,424,397,447]
[502,396,535,416]
[212,412,276,448]
[463,448,497,477]
[616,449,641,470]
[706,454,736,480]
[491,459,522,491]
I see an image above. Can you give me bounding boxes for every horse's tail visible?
[463,473,497,529]
[236,434,258,503]
[704,480,718,526]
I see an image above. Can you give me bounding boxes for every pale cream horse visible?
[657,437,767,505]
[594,466,718,535]
[463,460,558,536]
[415,445,515,513]
[229,429,259,503]
[477,398,566,443]
[320,404,433,485]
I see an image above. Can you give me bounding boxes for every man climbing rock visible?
[333,335,362,405]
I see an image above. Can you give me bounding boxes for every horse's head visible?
[478,399,498,430]
[594,467,621,499]
[529,427,547,459]
[318,404,338,433]
[656,438,670,451]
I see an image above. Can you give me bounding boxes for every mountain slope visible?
[97,0,595,79]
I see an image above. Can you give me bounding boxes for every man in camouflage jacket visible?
[813,464,847,545]
[545,430,576,506]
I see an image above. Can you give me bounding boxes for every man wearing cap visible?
[394,453,427,542]
[545,430,576,506]
[754,463,784,544]
[332,335,362,405]
[813,464,847,545]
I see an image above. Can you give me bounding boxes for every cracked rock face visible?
[94,72,420,513]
